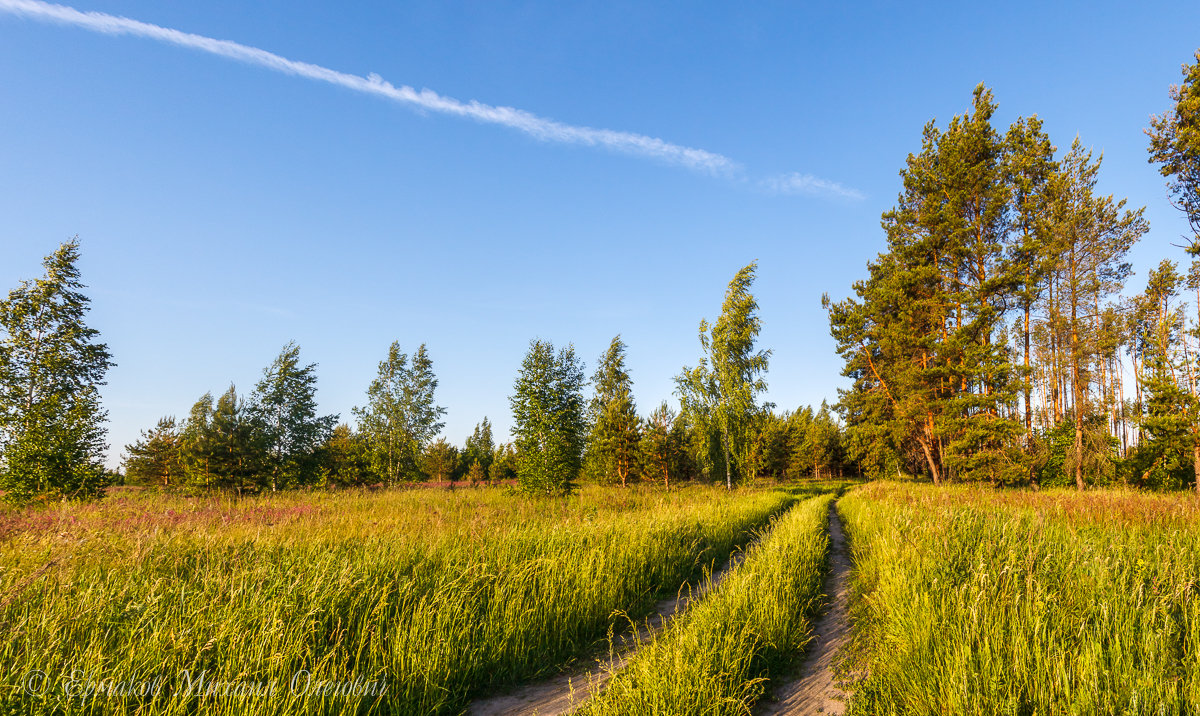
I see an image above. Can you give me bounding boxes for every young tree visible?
[422,437,458,483]
[353,342,446,484]
[640,401,683,489]
[122,416,184,487]
[250,342,338,490]
[0,239,114,502]
[1148,50,1200,252]
[677,262,771,489]
[509,339,587,494]
[585,336,641,486]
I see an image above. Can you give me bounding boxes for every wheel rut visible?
[468,544,753,716]
[757,501,852,716]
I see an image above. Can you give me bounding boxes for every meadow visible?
[0,484,812,715]
[839,482,1200,715]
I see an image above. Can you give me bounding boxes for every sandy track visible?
[468,547,752,716]
[757,502,852,716]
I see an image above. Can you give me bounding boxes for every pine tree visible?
[509,339,587,494]
[122,416,184,487]
[677,262,771,489]
[1049,141,1148,489]
[1136,261,1199,489]
[422,438,458,483]
[585,336,641,486]
[250,342,338,490]
[0,239,114,502]
[640,402,682,489]
[463,417,495,473]
[353,342,446,484]
[1148,50,1200,252]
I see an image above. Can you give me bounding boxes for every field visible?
[3,480,1199,715]
[0,483,843,715]
[840,482,1200,715]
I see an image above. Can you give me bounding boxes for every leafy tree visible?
[584,336,641,486]
[0,239,114,502]
[122,416,184,487]
[509,339,587,494]
[353,342,446,484]
[250,342,338,490]
[318,424,373,487]
[1148,50,1200,253]
[466,459,487,484]
[422,437,458,483]
[677,262,771,489]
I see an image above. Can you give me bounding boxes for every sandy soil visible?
[468,547,751,716]
[757,502,852,716]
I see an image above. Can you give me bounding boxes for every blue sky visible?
[1,1,1197,468]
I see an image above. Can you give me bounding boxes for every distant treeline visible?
[0,241,846,502]
[828,52,1200,491]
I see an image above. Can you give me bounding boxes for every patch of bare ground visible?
[468,547,752,716]
[757,502,852,716]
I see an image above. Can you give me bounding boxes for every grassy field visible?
[0,484,802,715]
[839,482,1200,715]
[580,492,834,715]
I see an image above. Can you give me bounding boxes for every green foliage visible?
[0,239,113,503]
[1148,49,1200,252]
[122,416,184,487]
[463,417,495,473]
[639,401,685,488]
[179,385,267,493]
[584,336,641,486]
[509,339,587,494]
[318,423,373,487]
[422,437,458,482]
[677,262,771,489]
[249,342,338,490]
[353,342,446,484]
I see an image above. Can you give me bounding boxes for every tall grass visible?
[579,493,834,715]
[0,484,793,714]
[840,482,1200,715]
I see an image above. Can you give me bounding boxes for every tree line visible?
[0,245,847,502]
[828,51,1200,491]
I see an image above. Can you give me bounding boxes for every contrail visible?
[762,172,865,201]
[0,0,861,197]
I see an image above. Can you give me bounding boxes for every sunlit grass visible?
[0,484,795,714]
[579,493,834,715]
[840,482,1200,715]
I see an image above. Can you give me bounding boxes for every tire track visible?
[758,501,852,716]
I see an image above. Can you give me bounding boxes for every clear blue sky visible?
[1,1,1197,468]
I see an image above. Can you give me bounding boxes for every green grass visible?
[840,482,1200,715]
[578,493,834,715]
[0,484,797,715]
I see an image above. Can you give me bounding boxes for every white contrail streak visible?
[0,0,863,197]
[761,172,865,201]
